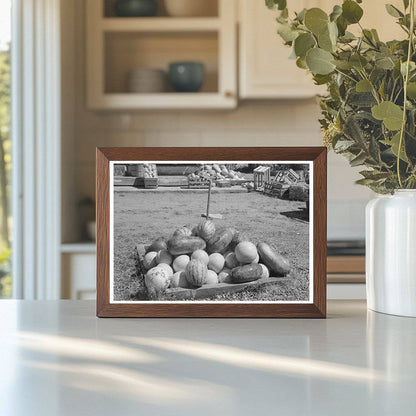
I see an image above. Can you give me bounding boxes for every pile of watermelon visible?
[143,163,157,178]
[141,219,290,299]
[187,164,245,182]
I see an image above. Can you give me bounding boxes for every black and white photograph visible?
[110,161,313,303]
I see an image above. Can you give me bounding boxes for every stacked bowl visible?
[127,68,167,93]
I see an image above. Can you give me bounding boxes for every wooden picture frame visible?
[97,147,327,318]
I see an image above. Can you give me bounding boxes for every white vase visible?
[366,190,416,317]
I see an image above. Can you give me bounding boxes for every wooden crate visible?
[113,177,144,187]
[230,178,250,186]
[253,166,271,190]
[127,164,145,177]
[263,182,289,197]
[187,179,211,189]
[144,177,158,189]
[216,180,232,188]
[158,176,188,187]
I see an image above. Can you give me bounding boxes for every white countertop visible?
[0,300,415,416]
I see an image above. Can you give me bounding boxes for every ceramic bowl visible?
[168,62,205,93]
[114,0,158,17]
[127,68,167,93]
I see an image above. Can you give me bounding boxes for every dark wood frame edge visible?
[96,147,327,318]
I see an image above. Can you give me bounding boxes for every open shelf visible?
[90,92,235,109]
[101,17,221,32]
[103,0,219,18]
[104,31,219,94]
[86,0,236,109]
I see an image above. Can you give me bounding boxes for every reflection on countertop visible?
[0,300,415,415]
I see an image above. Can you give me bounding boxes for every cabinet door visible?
[239,0,322,99]
[239,0,405,99]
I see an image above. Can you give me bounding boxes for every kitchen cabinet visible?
[239,0,325,99]
[86,0,237,109]
[61,244,96,300]
[238,0,404,99]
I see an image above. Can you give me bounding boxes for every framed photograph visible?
[96,147,327,318]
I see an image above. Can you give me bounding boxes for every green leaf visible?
[294,33,315,57]
[350,53,368,69]
[336,15,348,36]
[369,136,381,162]
[356,178,377,185]
[344,114,367,147]
[306,48,335,75]
[360,170,391,180]
[356,79,372,93]
[340,31,356,42]
[330,5,343,22]
[375,56,395,70]
[334,139,355,152]
[407,82,416,99]
[401,61,416,76]
[277,23,299,42]
[349,92,377,107]
[371,29,380,42]
[362,29,375,44]
[385,4,403,18]
[350,152,368,167]
[296,57,307,69]
[333,59,353,70]
[266,0,287,11]
[342,0,364,24]
[328,21,338,45]
[393,61,402,79]
[370,67,386,85]
[304,8,329,35]
[318,32,333,52]
[276,9,289,24]
[382,132,409,162]
[318,22,338,52]
[313,74,332,85]
[379,78,386,99]
[295,8,307,22]
[372,101,404,130]
[403,0,410,9]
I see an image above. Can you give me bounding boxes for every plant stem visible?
[358,69,380,104]
[334,68,357,83]
[397,0,415,188]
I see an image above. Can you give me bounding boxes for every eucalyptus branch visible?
[267,0,416,193]
[390,79,398,101]
[393,86,404,103]
[397,0,415,188]
[334,68,358,83]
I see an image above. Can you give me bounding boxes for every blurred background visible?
[1,0,404,300]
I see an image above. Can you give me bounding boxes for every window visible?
[0,0,11,298]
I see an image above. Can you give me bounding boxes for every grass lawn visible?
[113,189,310,302]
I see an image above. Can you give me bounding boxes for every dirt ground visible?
[113,190,310,302]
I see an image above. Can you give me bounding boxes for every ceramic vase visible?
[366,190,416,317]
